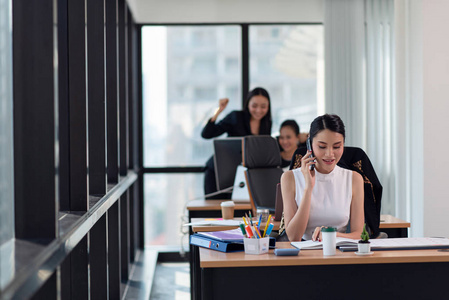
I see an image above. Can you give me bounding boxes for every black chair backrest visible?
[242,136,283,216]
[289,146,383,238]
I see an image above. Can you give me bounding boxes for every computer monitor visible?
[213,137,243,192]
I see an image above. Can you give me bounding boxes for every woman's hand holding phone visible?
[306,138,316,171]
[301,147,316,189]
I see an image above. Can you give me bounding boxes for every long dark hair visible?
[309,114,345,142]
[243,87,272,132]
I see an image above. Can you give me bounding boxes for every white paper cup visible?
[321,226,337,256]
[220,201,235,220]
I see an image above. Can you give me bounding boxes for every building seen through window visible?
[141,24,323,247]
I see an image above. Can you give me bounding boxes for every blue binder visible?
[190,234,245,253]
[190,234,276,252]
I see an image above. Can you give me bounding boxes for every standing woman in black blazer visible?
[201,87,272,198]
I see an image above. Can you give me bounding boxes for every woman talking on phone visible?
[201,87,272,198]
[280,114,364,241]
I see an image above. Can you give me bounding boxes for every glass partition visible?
[144,173,203,248]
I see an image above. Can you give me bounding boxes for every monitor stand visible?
[231,165,250,203]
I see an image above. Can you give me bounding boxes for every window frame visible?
[140,22,322,173]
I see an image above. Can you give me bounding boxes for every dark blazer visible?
[201,110,271,139]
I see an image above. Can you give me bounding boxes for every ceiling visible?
[127,0,323,24]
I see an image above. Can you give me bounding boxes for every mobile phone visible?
[306,137,315,171]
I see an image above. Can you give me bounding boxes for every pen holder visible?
[243,237,270,255]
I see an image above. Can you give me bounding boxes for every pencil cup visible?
[321,226,337,256]
[243,237,269,255]
[220,201,235,220]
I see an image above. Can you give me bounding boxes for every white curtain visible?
[324,0,365,149]
[394,0,423,237]
[365,0,395,215]
[325,0,396,215]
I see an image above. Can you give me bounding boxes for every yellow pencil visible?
[263,215,272,237]
[254,226,262,238]
[242,216,248,226]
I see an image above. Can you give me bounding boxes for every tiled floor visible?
[149,262,190,300]
[122,248,190,300]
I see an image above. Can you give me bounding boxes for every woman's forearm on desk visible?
[285,189,312,241]
[281,172,311,241]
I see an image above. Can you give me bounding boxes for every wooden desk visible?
[200,242,449,299]
[380,214,410,237]
[187,211,409,237]
[189,214,410,300]
[186,200,251,220]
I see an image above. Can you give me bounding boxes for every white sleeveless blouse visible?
[292,166,353,240]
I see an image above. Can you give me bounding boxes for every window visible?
[141,24,323,247]
[192,57,217,74]
[224,57,239,73]
[142,25,242,247]
[144,173,203,247]
[194,87,216,101]
[249,25,324,134]
[142,25,242,168]
[191,29,216,47]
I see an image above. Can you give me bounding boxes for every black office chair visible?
[283,146,383,239]
[242,136,283,216]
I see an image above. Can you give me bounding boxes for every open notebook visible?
[292,237,449,252]
[291,238,358,250]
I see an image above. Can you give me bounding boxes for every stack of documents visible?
[195,228,245,242]
[291,237,449,252]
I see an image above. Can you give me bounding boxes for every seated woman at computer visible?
[280,114,364,241]
[201,87,272,199]
[278,119,301,170]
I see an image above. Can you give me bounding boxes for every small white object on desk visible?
[321,226,337,256]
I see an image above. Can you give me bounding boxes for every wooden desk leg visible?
[191,245,201,300]
[201,268,212,300]
[189,244,195,300]
[188,213,201,300]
